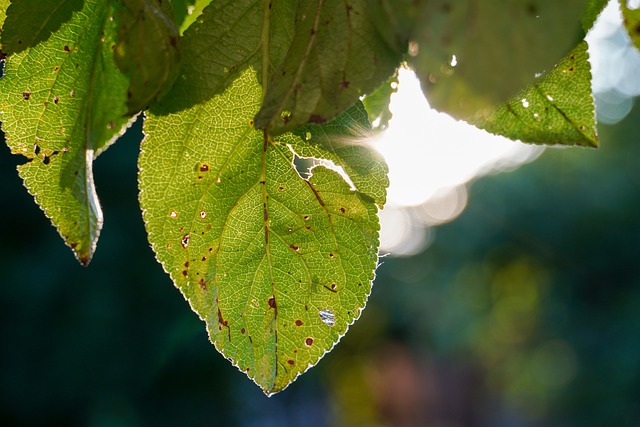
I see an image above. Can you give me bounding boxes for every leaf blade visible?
[254,0,402,135]
[474,41,597,148]
[0,0,131,264]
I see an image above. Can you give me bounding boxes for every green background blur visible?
[1,98,640,425]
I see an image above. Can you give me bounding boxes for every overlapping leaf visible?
[368,0,589,122]
[474,42,597,147]
[0,0,132,264]
[620,0,640,51]
[141,0,387,394]
[254,0,402,135]
[114,0,182,114]
[0,0,83,55]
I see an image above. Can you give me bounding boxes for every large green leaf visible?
[0,0,131,264]
[141,0,386,394]
[474,42,597,147]
[254,0,402,135]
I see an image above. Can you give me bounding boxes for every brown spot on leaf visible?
[22,92,31,100]
[295,319,303,326]
[287,359,295,366]
[289,244,299,251]
[199,163,210,172]
[64,45,70,52]
[268,296,277,309]
[305,337,314,346]
[198,278,207,290]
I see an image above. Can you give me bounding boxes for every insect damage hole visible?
[319,309,335,326]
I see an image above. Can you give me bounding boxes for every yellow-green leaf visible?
[0,0,132,264]
[474,42,598,148]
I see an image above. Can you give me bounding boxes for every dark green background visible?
[1,101,639,425]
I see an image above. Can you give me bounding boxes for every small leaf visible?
[1,0,83,55]
[620,0,640,51]
[141,67,385,395]
[254,0,402,135]
[114,0,182,114]
[361,70,399,131]
[0,0,132,264]
[474,42,597,148]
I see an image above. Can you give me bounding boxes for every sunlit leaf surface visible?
[475,42,597,147]
[140,0,386,394]
[0,0,131,264]
[254,0,401,135]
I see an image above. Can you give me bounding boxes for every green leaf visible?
[141,0,386,394]
[474,42,597,148]
[582,0,610,32]
[254,0,402,135]
[114,0,182,114]
[141,67,384,395]
[168,0,213,34]
[0,0,132,264]
[1,0,84,55]
[0,1,8,45]
[361,70,399,131]
[371,0,589,120]
[620,0,640,51]
[153,0,294,114]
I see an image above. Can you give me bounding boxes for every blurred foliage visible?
[2,100,640,425]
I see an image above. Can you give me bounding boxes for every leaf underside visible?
[0,0,132,264]
[140,0,387,394]
[474,41,598,148]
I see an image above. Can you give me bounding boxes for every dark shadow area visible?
[1,0,84,56]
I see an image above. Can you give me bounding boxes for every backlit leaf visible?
[254,0,402,135]
[141,0,386,394]
[370,0,589,121]
[361,71,399,131]
[0,0,132,264]
[474,42,597,148]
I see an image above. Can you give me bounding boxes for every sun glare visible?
[372,0,640,257]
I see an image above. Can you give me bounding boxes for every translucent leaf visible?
[620,0,640,50]
[254,0,402,135]
[141,67,384,395]
[114,0,181,114]
[168,0,213,34]
[154,0,294,115]
[361,70,399,131]
[0,0,131,264]
[0,0,83,55]
[141,0,386,394]
[370,0,589,120]
[474,42,597,148]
